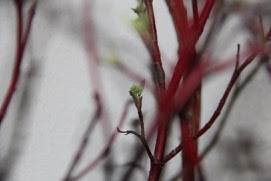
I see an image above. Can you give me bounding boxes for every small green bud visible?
[129,80,145,109]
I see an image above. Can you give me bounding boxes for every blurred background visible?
[0,0,271,180]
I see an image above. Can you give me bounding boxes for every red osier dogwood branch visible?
[1,1,271,181]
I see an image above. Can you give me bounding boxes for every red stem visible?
[192,0,199,26]
[0,0,36,125]
[148,1,216,179]
[199,0,216,29]
[165,0,189,46]
[83,0,111,139]
[164,48,264,162]
[180,118,198,181]
[143,0,166,95]
[21,2,37,50]
[143,0,162,65]
[180,84,201,181]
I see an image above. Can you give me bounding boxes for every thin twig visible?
[236,44,241,69]
[147,1,217,176]
[119,143,146,181]
[69,100,132,181]
[143,0,166,91]
[163,43,270,162]
[0,59,39,180]
[83,0,111,139]
[63,93,102,181]
[21,1,37,51]
[117,128,141,139]
[120,45,259,181]
[0,0,37,125]
[170,44,241,180]
[143,0,162,65]
[137,109,155,162]
[200,59,263,160]
[199,0,216,30]
[164,64,243,162]
[197,1,228,59]
[146,1,217,179]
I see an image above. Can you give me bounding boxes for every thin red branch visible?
[180,87,201,181]
[148,0,217,176]
[143,0,162,65]
[21,1,37,51]
[70,100,132,181]
[143,0,166,91]
[200,58,263,160]
[199,0,216,30]
[192,0,199,26]
[163,46,268,162]
[63,94,102,181]
[152,43,196,164]
[196,53,258,137]
[0,0,37,125]
[16,0,23,47]
[148,56,203,181]
[83,0,111,138]
[165,0,189,46]
[148,46,256,165]
[179,115,199,181]
[165,0,217,107]
[122,39,268,181]
[179,52,201,181]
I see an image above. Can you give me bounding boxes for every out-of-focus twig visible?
[118,81,154,162]
[63,93,102,181]
[117,108,154,162]
[0,59,39,181]
[164,30,271,162]
[200,59,263,160]
[69,100,132,181]
[82,0,111,138]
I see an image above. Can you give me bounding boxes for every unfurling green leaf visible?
[132,0,149,34]
[132,0,145,17]
[129,80,145,109]
[132,15,149,34]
